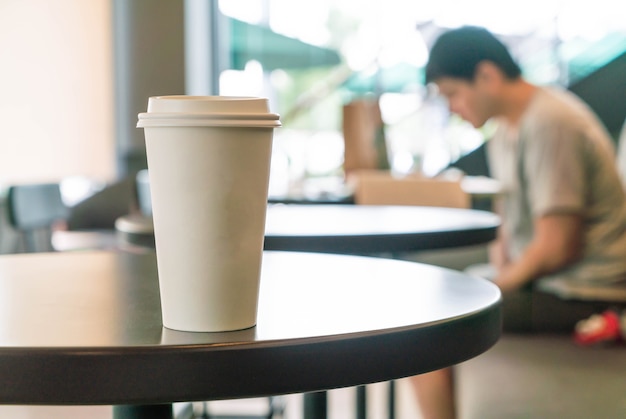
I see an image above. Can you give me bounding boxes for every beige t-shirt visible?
[488,87,626,299]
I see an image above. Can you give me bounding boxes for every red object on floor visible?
[574,310,622,345]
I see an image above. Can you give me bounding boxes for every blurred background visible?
[1,0,625,194]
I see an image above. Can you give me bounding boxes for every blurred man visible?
[412,26,626,419]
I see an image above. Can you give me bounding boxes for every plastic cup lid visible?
[137,96,281,128]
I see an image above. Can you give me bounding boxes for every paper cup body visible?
[138,96,279,332]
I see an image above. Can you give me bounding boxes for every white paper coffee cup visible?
[137,96,280,332]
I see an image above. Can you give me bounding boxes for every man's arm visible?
[488,199,510,272]
[494,213,583,293]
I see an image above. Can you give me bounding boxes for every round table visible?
[0,250,501,418]
[115,205,500,254]
[113,205,500,418]
[264,204,499,253]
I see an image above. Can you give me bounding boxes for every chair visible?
[66,176,136,230]
[6,183,69,253]
[445,141,491,177]
[350,169,471,208]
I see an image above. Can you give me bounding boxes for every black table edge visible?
[263,226,497,254]
[0,300,501,405]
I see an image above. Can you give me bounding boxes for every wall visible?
[0,0,115,184]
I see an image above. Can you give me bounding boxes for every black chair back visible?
[6,183,69,252]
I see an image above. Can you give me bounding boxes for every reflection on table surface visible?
[112,205,500,236]
[264,204,499,236]
[0,251,501,347]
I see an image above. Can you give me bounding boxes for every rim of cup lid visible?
[146,95,274,115]
[136,117,281,129]
[152,95,261,100]
[138,112,280,120]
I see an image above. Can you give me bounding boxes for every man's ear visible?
[474,61,503,87]
[474,60,502,81]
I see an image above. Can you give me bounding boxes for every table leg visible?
[388,380,395,419]
[113,404,173,419]
[356,385,366,419]
[303,391,327,419]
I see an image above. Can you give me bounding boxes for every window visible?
[208,0,626,192]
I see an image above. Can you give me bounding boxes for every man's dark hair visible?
[425,26,522,83]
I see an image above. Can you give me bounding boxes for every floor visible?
[0,379,422,418]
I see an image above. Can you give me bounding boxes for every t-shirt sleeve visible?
[522,122,587,216]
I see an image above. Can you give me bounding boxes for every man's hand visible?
[494,213,583,292]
